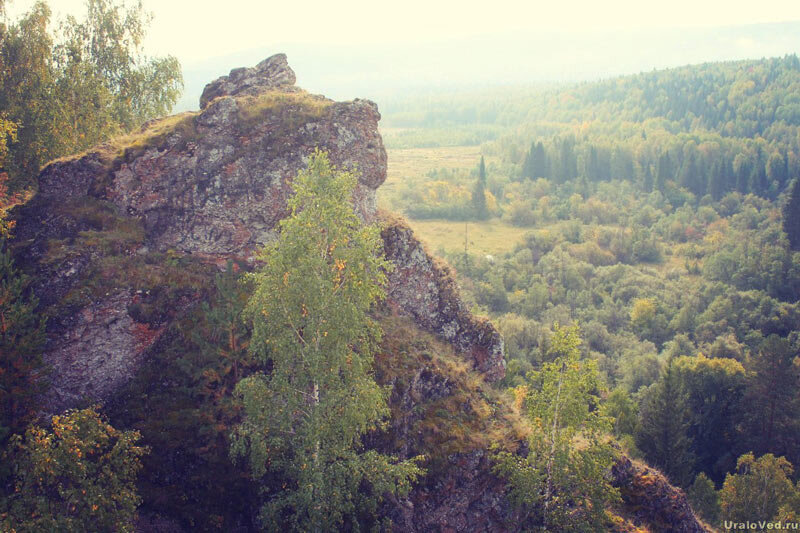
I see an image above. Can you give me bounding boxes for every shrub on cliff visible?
[0,406,146,533]
[231,150,423,531]
[0,238,46,449]
[492,325,620,531]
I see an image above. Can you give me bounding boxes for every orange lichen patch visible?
[131,322,163,353]
[607,510,652,532]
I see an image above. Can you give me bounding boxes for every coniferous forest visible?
[1,1,800,531]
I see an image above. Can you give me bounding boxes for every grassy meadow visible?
[381,146,529,256]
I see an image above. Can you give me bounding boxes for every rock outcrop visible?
[199,53,296,109]
[612,455,712,532]
[11,53,504,412]
[9,54,703,533]
[374,315,524,532]
[381,215,505,381]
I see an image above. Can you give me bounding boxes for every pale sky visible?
[8,0,800,67]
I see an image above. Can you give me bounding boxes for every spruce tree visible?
[533,141,548,179]
[679,149,704,197]
[749,162,769,197]
[656,152,671,193]
[734,153,752,194]
[784,178,800,250]
[707,158,727,200]
[522,143,535,180]
[642,162,654,193]
[742,335,800,459]
[586,146,600,182]
[231,150,422,531]
[472,156,489,219]
[635,356,695,486]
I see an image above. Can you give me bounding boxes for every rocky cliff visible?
[612,456,711,532]
[11,53,504,412]
[10,54,705,533]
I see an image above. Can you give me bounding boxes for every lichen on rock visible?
[11,53,503,413]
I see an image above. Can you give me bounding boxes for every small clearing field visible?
[381,146,526,256]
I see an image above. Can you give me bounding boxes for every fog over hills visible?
[176,21,800,111]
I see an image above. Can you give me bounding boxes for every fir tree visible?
[734,153,752,194]
[783,178,800,250]
[711,156,733,201]
[656,152,671,193]
[635,356,695,487]
[586,146,600,182]
[533,141,548,179]
[472,156,489,219]
[679,148,704,197]
[522,143,535,180]
[742,335,800,459]
[642,161,654,193]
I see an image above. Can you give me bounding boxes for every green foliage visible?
[784,178,800,250]
[379,53,800,525]
[0,406,146,532]
[106,261,260,531]
[741,335,800,462]
[719,453,800,524]
[603,387,638,438]
[0,116,16,173]
[231,150,422,531]
[0,0,182,187]
[687,472,720,526]
[673,355,746,483]
[635,357,695,487]
[492,325,620,531]
[630,297,668,347]
[0,240,46,447]
[191,262,255,408]
[471,156,489,219]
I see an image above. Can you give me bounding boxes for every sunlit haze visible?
[7,0,800,107]
[8,0,800,63]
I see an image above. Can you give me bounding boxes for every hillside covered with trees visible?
[381,54,800,530]
[1,1,799,531]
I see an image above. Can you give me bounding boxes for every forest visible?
[1,0,800,531]
[380,53,800,529]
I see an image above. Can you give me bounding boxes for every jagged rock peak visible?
[199,53,296,109]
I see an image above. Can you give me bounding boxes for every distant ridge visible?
[176,21,800,111]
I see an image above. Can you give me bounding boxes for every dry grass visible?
[236,89,332,127]
[50,112,199,169]
[375,312,530,459]
[380,146,495,209]
[404,218,531,257]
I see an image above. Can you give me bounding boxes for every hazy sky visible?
[7,0,800,67]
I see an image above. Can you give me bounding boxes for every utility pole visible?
[464,222,470,273]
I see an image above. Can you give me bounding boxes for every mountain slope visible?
[9,54,707,532]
